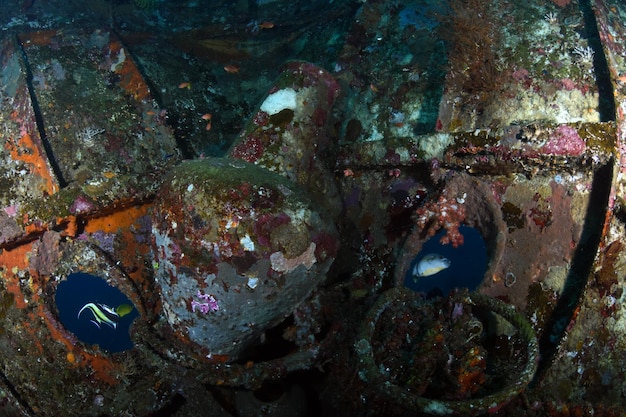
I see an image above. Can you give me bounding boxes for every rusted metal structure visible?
[0,0,625,415]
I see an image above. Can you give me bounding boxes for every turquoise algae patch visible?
[55,272,138,353]
[404,226,487,296]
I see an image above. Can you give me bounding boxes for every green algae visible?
[578,122,617,155]
[268,108,294,127]
[501,202,525,232]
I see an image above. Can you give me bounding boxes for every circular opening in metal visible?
[55,272,138,353]
[403,225,488,295]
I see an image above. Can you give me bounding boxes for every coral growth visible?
[357,288,538,414]
[270,242,317,273]
[230,134,265,163]
[69,195,96,215]
[191,290,219,314]
[415,193,467,247]
[438,0,506,112]
[540,125,586,156]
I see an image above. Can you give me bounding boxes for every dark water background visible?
[55,272,138,353]
[404,225,488,296]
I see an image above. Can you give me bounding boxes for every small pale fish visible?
[223,65,240,73]
[77,302,128,330]
[412,254,451,279]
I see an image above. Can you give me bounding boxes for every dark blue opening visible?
[404,226,488,296]
[55,272,138,353]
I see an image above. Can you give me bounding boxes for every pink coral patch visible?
[540,125,585,156]
[69,195,96,214]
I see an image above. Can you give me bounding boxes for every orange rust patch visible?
[5,132,58,195]
[59,215,78,238]
[18,30,58,47]
[83,354,120,386]
[84,204,150,234]
[118,226,151,290]
[0,243,33,309]
[207,354,230,364]
[21,318,45,354]
[24,222,47,235]
[109,40,151,101]
[84,204,154,313]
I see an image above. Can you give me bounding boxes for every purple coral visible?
[191,290,219,314]
[540,125,585,156]
[69,195,96,215]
